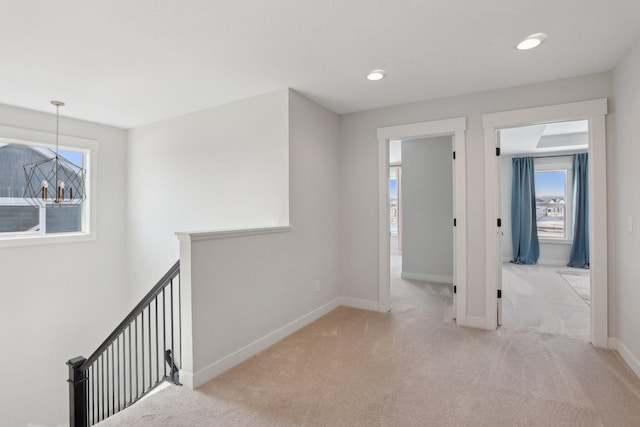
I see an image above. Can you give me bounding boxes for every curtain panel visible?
[568,153,589,268]
[511,157,540,265]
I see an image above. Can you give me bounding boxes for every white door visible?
[452,144,457,318]
[496,133,503,325]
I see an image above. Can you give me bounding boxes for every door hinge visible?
[454,218,457,227]
[497,218,502,227]
[497,289,502,299]
[496,147,501,156]
[454,285,457,294]
[453,151,456,160]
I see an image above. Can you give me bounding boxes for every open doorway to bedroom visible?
[499,120,590,341]
[388,136,455,319]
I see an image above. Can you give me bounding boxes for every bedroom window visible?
[534,158,573,242]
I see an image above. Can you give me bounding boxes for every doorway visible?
[377,117,467,324]
[483,99,608,347]
[389,137,455,315]
[498,120,591,341]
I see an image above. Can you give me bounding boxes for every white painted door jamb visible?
[377,117,468,325]
[482,99,608,348]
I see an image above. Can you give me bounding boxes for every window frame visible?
[533,156,573,244]
[0,124,97,248]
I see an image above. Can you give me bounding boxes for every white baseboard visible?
[538,259,569,267]
[501,258,569,267]
[610,337,640,380]
[339,297,380,312]
[187,298,341,389]
[401,272,453,284]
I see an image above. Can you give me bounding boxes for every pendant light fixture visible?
[23,101,86,207]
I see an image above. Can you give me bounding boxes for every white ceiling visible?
[1,1,640,129]
[500,120,589,156]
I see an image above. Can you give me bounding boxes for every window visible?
[390,169,398,235]
[533,157,573,242]
[0,126,96,247]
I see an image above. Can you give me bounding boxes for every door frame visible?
[482,98,608,347]
[377,117,467,324]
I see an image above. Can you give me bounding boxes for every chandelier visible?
[23,101,86,207]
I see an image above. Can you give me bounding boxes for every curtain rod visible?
[513,152,586,159]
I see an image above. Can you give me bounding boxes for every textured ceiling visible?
[1,0,640,128]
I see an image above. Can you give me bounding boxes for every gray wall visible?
[127,90,289,302]
[401,136,453,282]
[612,35,640,376]
[339,71,611,319]
[0,103,128,427]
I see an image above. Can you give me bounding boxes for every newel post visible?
[67,356,88,427]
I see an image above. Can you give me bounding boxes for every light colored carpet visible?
[100,261,640,426]
[502,263,590,341]
[558,269,591,305]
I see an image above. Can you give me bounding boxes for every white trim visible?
[377,117,466,141]
[180,298,341,389]
[537,259,570,267]
[610,338,640,380]
[502,258,570,266]
[0,124,98,248]
[377,117,467,325]
[401,272,454,284]
[483,99,608,347]
[339,297,380,312]
[482,99,607,128]
[176,225,292,242]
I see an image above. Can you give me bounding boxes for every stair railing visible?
[67,261,181,427]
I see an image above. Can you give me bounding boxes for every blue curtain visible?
[511,157,539,264]
[568,153,589,268]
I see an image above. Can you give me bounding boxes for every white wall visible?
[501,155,577,265]
[0,104,128,426]
[126,90,290,302]
[401,136,453,282]
[611,37,640,377]
[178,90,342,387]
[339,72,611,323]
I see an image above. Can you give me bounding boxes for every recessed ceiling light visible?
[517,33,547,50]
[367,69,386,81]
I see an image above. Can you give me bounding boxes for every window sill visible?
[539,238,571,245]
[0,232,95,249]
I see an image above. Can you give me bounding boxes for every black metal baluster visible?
[84,366,91,426]
[106,348,110,417]
[141,309,145,395]
[155,297,159,384]
[148,303,152,388]
[66,262,179,426]
[123,329,127,408]
[111,344,115,415]
[170,279,175,380]
[162,288,167,378]
[128,324,132,404]
[101,354,105,421]
[135,316,139,399]
[117,335,121,412]
[92,364,95,425]
[85,366,89,427]
[178,274,182,370]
